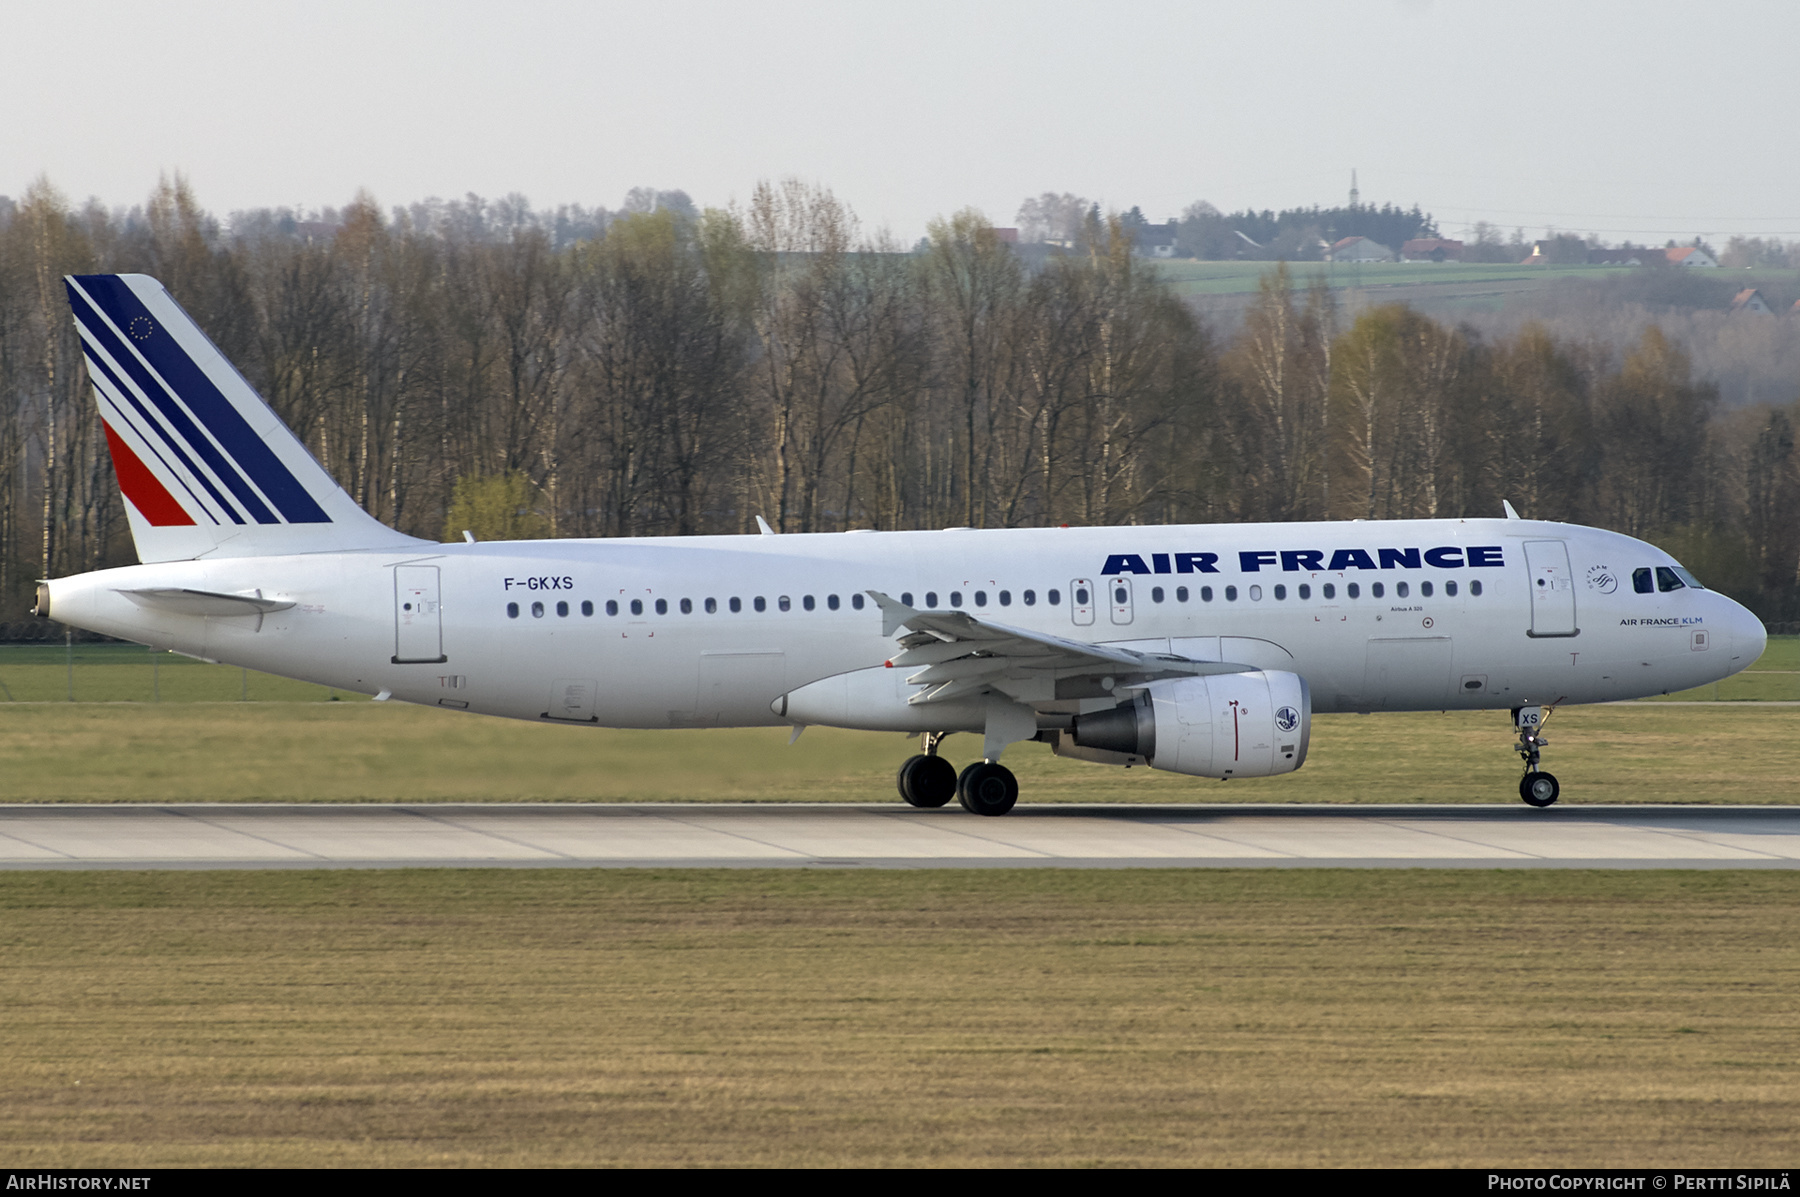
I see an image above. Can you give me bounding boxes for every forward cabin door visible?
[1070,579,1095,626]
[393,565,446,663]
[1524,540,1578,636]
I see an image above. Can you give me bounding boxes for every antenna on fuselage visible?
[1502,500,1522,520]
[755,516,776,536]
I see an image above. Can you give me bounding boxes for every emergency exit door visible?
[1524,540,1577,637]
[394,565,447,663]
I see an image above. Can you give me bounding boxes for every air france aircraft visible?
[34,275,1767,814]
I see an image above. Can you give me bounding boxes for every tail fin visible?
[64,274,427,562]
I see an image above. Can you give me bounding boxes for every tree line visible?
[1,176,1796,628]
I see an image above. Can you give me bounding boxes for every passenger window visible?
[1048,589,1061,605]
[998,590,1011,606]
[852,594,865,610]
[1248,585,1262,601]
[828,594,839,611]
[901,592,914,606]
[1176,586,1189,602]
[754,596,766,612]
[1470,580,1483,596]
[581,600,594,616]
[1420,581,1432,598]
[1372,582,1385,599]
[507,602,519,619]
[1298,584,1311,600]
[1323,583,1335,599]
[729,597,742,613]
[925,591,939,608]
[1347,583,1360,599]
[705,598,718,613]
[1445,581,1457,597]
[1201,586,1213,602]
[655,598,668,615]
[1396,581,1409,598]
[606,600,619,616]
[802,595,815,611]
[779,596,792,611]
[630,599,643,615]
[532,601,545,618]
[1151,586,1164,603]
[1273,584,1286,600]
[557,600,569,617]
[1113,585,1127,604]
[1074,586,1089,605]
[1633,568,1654,594]
[679,598,692,614]
[1023,590,1036,606]
[974,591,986,607]
[1225,586,1238,602]
[950,591,962,607]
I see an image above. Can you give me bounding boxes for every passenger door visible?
[1106,576,1134,625]
[393,565,446,664]
[1524,540,1577,636]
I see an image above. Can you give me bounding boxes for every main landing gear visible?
[1512,705,1560,808]
[897,732,1018,816]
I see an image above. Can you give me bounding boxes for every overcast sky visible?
[7,0,1796,245]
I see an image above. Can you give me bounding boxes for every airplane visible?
[32,274,1768,814]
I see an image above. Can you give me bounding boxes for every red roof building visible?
[1401,237,1464,262]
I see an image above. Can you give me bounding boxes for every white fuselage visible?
[43,517,1765,739]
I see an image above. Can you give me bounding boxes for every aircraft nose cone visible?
[1734,601,1768,666]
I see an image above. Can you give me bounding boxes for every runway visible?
[3,803,1799,869]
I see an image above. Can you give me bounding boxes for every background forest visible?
[2,177,1797,633]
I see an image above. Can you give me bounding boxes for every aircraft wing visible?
[867,590,1253,707]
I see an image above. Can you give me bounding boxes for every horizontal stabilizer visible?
[120,587,296,617]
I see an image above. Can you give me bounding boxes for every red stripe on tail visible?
[101,421,195,526]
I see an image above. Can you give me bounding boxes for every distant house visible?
[990,227,1019,245]
[1666,247,1718,268]
[1731,288,1774,315]
[1328,236,1394,263]
[1587,248,1645,266]
[1401,237,1464,262]
[1132,221,1179,258]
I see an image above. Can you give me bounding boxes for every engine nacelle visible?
[1068,670,1311,779]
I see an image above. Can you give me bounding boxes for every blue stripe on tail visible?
[70,276,331,524]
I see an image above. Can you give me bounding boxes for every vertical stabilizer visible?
[64,274,428,562]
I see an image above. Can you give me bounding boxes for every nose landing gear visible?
[1513,705,1560,807]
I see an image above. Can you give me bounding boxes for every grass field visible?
[2,701,1795,805]
[2,868,1795,1166]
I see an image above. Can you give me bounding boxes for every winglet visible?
[1502,500,1522,520]
[755,516,776,536]
[867,590,921,638]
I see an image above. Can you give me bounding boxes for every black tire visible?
[1520,771,1560,808]
[898,754,956,808]
[957,761,1019,817]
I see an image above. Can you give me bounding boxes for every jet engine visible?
[1064,670,1310,779]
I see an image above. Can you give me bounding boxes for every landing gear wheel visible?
[897,754,957,808]
[1520,771,1560,808]
[956,761,1019,817]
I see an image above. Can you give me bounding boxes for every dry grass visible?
[2,701,1796,805]
[2,868,1796,1167]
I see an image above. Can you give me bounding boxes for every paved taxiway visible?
[2,804,1799,869]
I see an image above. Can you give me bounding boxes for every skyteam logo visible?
[64,275,332,529]
[1275,706,1300,733]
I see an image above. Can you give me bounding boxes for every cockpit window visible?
[1633,568,1654,594]
[1655,566,1687,593]
[1672,566,1705,590]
